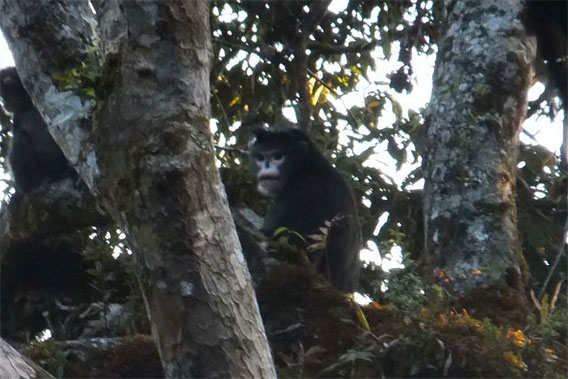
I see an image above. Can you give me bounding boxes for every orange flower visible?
[507,328,530,347]
[503,352,528,371]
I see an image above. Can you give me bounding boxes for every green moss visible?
[53,66,97,100]
[52,45,100,101]
[28,338,67,378]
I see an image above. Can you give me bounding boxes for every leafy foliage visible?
[28,338,68,378]
[52,45,100,100]
[209,0,565,304]
[210,4,566,375]
[0,0,565,377]
[211,0,439,299]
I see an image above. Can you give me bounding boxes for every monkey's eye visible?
[272,152,284,161]
[254,154,265,162]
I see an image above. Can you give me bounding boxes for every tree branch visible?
[0,0,99,190]
[538,216,568,299]
[307,40,379,55]
[0,178,111,254]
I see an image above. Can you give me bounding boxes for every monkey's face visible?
[251,148,286,197]
[248,126,310,198]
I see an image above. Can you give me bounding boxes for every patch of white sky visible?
[325,0,432,274]
[522,82,565,153]
[0,30,14,200]
[86,227,129,259]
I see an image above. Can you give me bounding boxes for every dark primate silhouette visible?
[249,125,361,292]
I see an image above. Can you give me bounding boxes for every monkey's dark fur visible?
[0,67,69,193]
[249,126,361,292]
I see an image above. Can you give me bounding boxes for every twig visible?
[538,216,568,300]
[214,145,247,155]
[529,289,541,311]
[549,278,564,312]
[308,40,379,55]
[526,85,558,120]
[521,128,540,144]
[213,90,231,130]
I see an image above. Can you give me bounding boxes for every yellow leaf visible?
[367,100,381,109]
[503,352,527,371]
[311,84,326,106]
[337,76,348,86]
[349,296,370,331]
[350,65,362,76]
[273,227,289,237]
[308,77,316,92]
[229,95,241,107]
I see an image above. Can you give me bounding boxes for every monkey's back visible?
[263,153,361,292]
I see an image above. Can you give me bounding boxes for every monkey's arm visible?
[325,213,361,292]
[8,128,42,192]
[262,175,336,236]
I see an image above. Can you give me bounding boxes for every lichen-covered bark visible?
[0,337,54,378]
[0,1,275,377]
[423,1,535,295]
[0,0,98,189]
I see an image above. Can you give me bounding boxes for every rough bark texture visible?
[0,338,54,379]
[423,1,535,295]
[93,2,274,377]
[0,0,98,189]
[0,1,275,377]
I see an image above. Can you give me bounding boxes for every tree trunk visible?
[423,1,535,298]
[0,1,275,377]
[0,338,54,379]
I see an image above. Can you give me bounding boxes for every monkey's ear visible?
[248,126,268,149]
[287,128,310,152]
[247,135,258,150]
[0,67,20,87]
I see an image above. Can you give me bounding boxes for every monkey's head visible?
[248,126,312,198]
[0,67,32,113]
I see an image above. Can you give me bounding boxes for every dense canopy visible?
[0,1,565,378]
